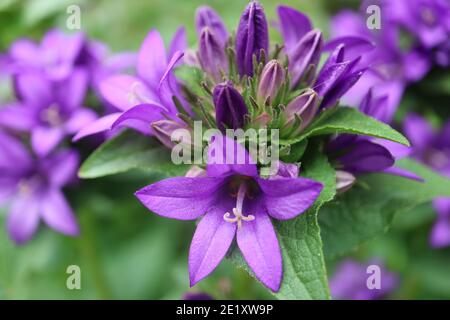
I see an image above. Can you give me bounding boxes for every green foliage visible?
[281,107,410,146]
[319,159,450,260]
[79,131,188,179]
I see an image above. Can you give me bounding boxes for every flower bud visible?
[289,29,322,88]
[257,60,285,104]
[151,120,190,149]
[198,28,228,82]
[213,81,249,132]
[236,1,269,76]
[284,89,319,135]
[195,6,228,45]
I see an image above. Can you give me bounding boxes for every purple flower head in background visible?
[134,137,322,291]
[236,1,269,77]
[326,89,422,186]
[0,130,79,244]
[8,29,85,81]
[73,28,189,143]
[0,69,96,156]
[403,114,450,247]
[330,259,398,300]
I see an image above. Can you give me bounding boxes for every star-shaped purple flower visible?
[0,130,79,244]
[134,137,322,291]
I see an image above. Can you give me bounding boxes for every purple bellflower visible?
[236,1,269,77]
[403,114,450,247]
[330,259,398,300]
[0,130,79,244]
[0,69,96,156]
[134,137,322,291]
[195,6,229,46]
[73,28,189,142]
[8,29,85,81]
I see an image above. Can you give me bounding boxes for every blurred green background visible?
[1,0,449,300]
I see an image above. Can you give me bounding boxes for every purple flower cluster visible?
[0,30,134,244]
[330,0,450,109]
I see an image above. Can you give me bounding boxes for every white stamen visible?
[223,181,255,229]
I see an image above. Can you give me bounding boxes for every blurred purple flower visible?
[134,137,322,291]
[330,259,398,300]
[8,29,85,81]
[0,69,96,156]
[0,130,79,244]
[403,114,450,247]
[73,29,189,142]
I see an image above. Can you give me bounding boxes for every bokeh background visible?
[0,0,449,299]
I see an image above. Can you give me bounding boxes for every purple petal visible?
[45,150,79,187]
[0,103,36,131]
[189,197,236,286]
[403,113,434,153]
[135,177,226,220]
[100,75,158,111]
[41,189,79,236]
[430,218,450,248]
[198,27,228,81]
[158,51,188,114]
[433,197,450,218]
[372,138,412,159]
[137,30,168,88]
[0,130,32,172]
[338,140,395,173]
[15,72,52,108]
[31,126,64,157]
[237,202,282,292]
[257,177,322,220]
[323,36,375,69]
[111,104,166,135]
[7,195,40,244]
[206,135,258,178]
[288,29,323,88]
[65,108,98,134]
[56,67,88,110]
[382,166,424,182]
[72,112,121,142]
[277,5,312,51]
[168,27,187,61]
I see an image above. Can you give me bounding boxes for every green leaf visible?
[230,144,335,299]
[281,107,410,146]
[319,158,450,260]
[79,131,188,179]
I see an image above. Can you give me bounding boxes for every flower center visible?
[41,104,63,127]
[223,181,255,229]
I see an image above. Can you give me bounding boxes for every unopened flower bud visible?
[257,60,285,104]
[236,1,269,76]
[198,28,228,81]
[213,81,249,132]
[284,89,319,135]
